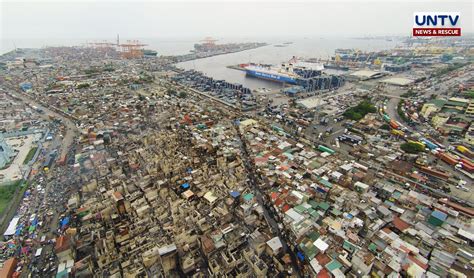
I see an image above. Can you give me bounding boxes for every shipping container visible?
[317,145,335,154]
[460,158,474,167]
[419,166,450,180]
[438,152,458,166]
[420,138,438,150]
[460,159,474,173]
[389,120,399,129]
[337,134,362,144]
[456,145,474,158]
[391,129,404,137]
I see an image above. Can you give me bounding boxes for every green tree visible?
[178,91,187,99]
[401,142,425,154]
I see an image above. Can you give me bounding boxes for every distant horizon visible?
[2,1,472,41]
[0,36,405,56]
[2,32,473,54]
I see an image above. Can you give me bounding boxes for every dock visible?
[226,65,247,71]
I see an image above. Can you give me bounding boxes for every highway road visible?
[6,90,79,158]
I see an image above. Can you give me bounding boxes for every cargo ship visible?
[142,49,158,57]
[244,61,323,84]
[244,64,299,84]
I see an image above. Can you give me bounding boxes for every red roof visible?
[439,198,474,216]
[316,253,331,266]
[282,204,291,213]
[408,255,428,270]
[54,235,70,254]
[254,157,268,164]
[317,268,330,278]
[392,217,410,232]
[113,191,124,202]
[270,192,279,201]
[0,258,17,278]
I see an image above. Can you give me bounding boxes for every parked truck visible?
[456,145,474,159]
[419,166,451,180]
[317,145,335,155]
[389,120,399,129]
[438,152,458,166]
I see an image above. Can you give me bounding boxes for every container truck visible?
[459,159,474,173]
[391,129,405,137]
[420,138,438,150]
[389,120,399,129]
[438,152,458,166]
[419,166,450,180]
[456,145,474,159]
[317,145,335,154]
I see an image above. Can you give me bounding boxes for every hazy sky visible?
[1,0,473,40]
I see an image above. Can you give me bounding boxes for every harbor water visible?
[2,37,398,89]
[176,37,398,89]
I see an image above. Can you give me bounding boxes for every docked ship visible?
[244,60,324,84]
[142,49,158,57]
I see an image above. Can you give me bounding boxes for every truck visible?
[297,119,310,127]
[391,129,405,137]
[338,134,362,144]
[389,120,399,129]
[438,152,458,166]
[317,145,335,155]
[456,145,474,159]
[43,152,57,171]
[459,158,474,173]
[419,166,450,180]
[420,138,438,151]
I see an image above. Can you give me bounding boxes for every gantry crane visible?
[200,37,218,47]
[119,40,147,59]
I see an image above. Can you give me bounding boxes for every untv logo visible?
[413,12,461,37]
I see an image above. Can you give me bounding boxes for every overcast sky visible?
[1,0,473,40]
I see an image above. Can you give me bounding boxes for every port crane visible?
[200,37,218,47]
[88,40,116,50]
[119,40,147,59]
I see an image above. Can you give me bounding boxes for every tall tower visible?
[116,34,120,46]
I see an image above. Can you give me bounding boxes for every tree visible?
[401,142,424,154]
[178,91,187,99]
[343,101,376,121]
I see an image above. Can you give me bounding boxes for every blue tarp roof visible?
[297,251,305,261]
[60,217,70,228]
[15,224,24,236]
[317,186,328,193]
[181,183,190,189]
[230,191,240,198]
[431,210,447,221]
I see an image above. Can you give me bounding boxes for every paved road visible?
[2,89,79,276]
[7,90,79,157]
